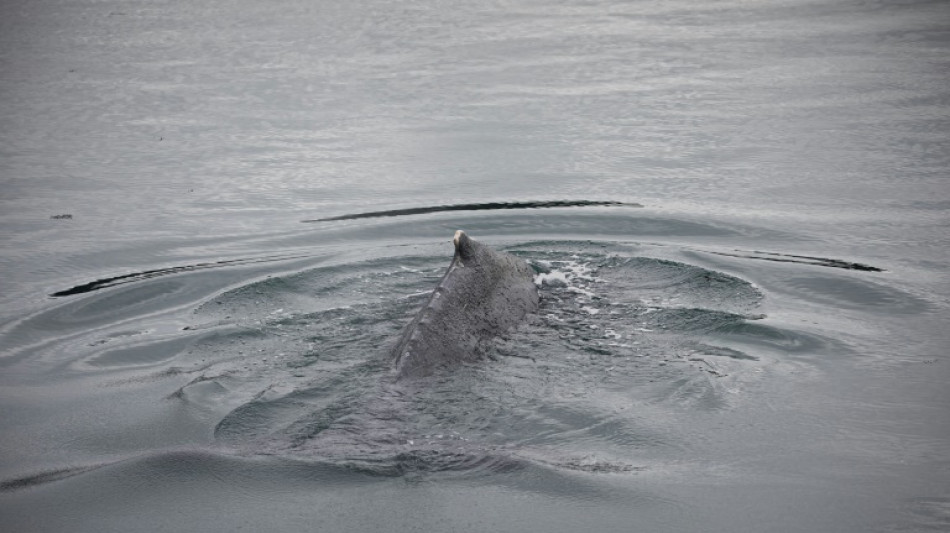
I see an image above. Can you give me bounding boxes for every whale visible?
[391,231,539,379]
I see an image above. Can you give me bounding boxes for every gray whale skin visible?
[391,231,539,378]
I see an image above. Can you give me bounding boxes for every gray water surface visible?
[1,0,949,531]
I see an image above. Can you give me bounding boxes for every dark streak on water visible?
[50,254,312,297]
[302,200,634,222]
[707,250,885,272]
[0,464,104,492]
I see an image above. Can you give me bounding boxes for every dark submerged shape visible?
[391,231,539,379]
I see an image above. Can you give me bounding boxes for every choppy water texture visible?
[1,0,949,532]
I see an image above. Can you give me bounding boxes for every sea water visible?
[1,0,949,531]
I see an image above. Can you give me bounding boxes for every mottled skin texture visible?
[391,231,539,379]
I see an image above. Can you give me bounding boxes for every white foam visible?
[535,270,570,287]
[534,259,601,298]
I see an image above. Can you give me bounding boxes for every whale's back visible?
[391,231,539,378]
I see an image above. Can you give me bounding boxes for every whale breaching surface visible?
[391,231,539,379]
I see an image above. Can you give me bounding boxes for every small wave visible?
[302,200,637,222]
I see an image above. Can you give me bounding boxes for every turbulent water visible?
[1,0,949,532]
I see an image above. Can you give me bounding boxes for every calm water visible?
[2,0,949,531]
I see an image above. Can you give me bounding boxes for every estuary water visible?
[1,0,949,531]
